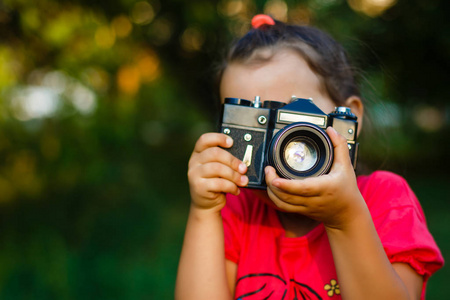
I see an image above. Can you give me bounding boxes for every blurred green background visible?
[0,0,448,299]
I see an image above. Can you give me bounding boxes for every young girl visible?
[176,15,443,300]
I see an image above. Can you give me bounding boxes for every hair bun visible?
[251,14,275,29]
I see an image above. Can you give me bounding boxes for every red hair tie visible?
[251,14,275,29]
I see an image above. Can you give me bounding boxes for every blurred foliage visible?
[0,0,448,299]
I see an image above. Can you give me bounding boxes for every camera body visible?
[220,96,358,189]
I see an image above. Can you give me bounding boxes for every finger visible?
[194,133,233,153]
[264,168,313,211]
[196,147,247,175]
[200,162,248,186]
[265,183,311,214]
[202,178,241,196]
[266,187,301,212]
[264,167,296,206]
[326,127,352,167]
[265,166,322,197]
[264,166,282,187]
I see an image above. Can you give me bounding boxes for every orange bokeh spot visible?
[137,52,160,82]
[117,65,141,95]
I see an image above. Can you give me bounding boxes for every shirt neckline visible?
[267,204,325,244]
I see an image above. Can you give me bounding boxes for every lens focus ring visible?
[267,123,333,179]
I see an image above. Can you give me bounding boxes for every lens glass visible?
[284,140,318,172]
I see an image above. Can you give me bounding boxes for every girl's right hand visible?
[188,133,248,212]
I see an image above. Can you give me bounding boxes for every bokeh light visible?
[117,65,141,95]
[95,25,116,49]
[180,27,205,52]
[288,5,311,25]
[148,17,173,46]
[112,15,133,38]
[137,50,160,82]
[413,105,446,132]
[7,70,97,121]
[116,48,160,95]
[218,0,246,17]
[264,0,288,22]
[0,46,20,89]
[10,87,60,121]
[131,1,155,25]
[347,0,397,17]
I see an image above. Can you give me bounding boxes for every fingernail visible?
[241,175,248,185]
[328,126,337,134]
[226,137,233,147]
[239,163,247,174]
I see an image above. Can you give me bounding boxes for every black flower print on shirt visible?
[235,273,323,300]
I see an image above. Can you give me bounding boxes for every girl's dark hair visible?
[217,19,361,106]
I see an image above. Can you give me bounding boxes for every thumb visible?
[326,127,352,168]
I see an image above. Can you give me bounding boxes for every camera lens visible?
[267,123,333,179]
[284,139,318,172]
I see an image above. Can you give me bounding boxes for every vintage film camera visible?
[220,96,358,189]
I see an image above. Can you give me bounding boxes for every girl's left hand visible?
[265,127,367,230]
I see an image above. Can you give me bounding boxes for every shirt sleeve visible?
[358,171,444,281]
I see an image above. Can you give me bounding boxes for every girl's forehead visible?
[220,49,335,111]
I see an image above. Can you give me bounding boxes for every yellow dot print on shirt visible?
[324,279,340,297]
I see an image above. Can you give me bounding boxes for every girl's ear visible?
[344,96,364,136]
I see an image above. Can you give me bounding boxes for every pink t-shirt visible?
[222,171,444,300]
